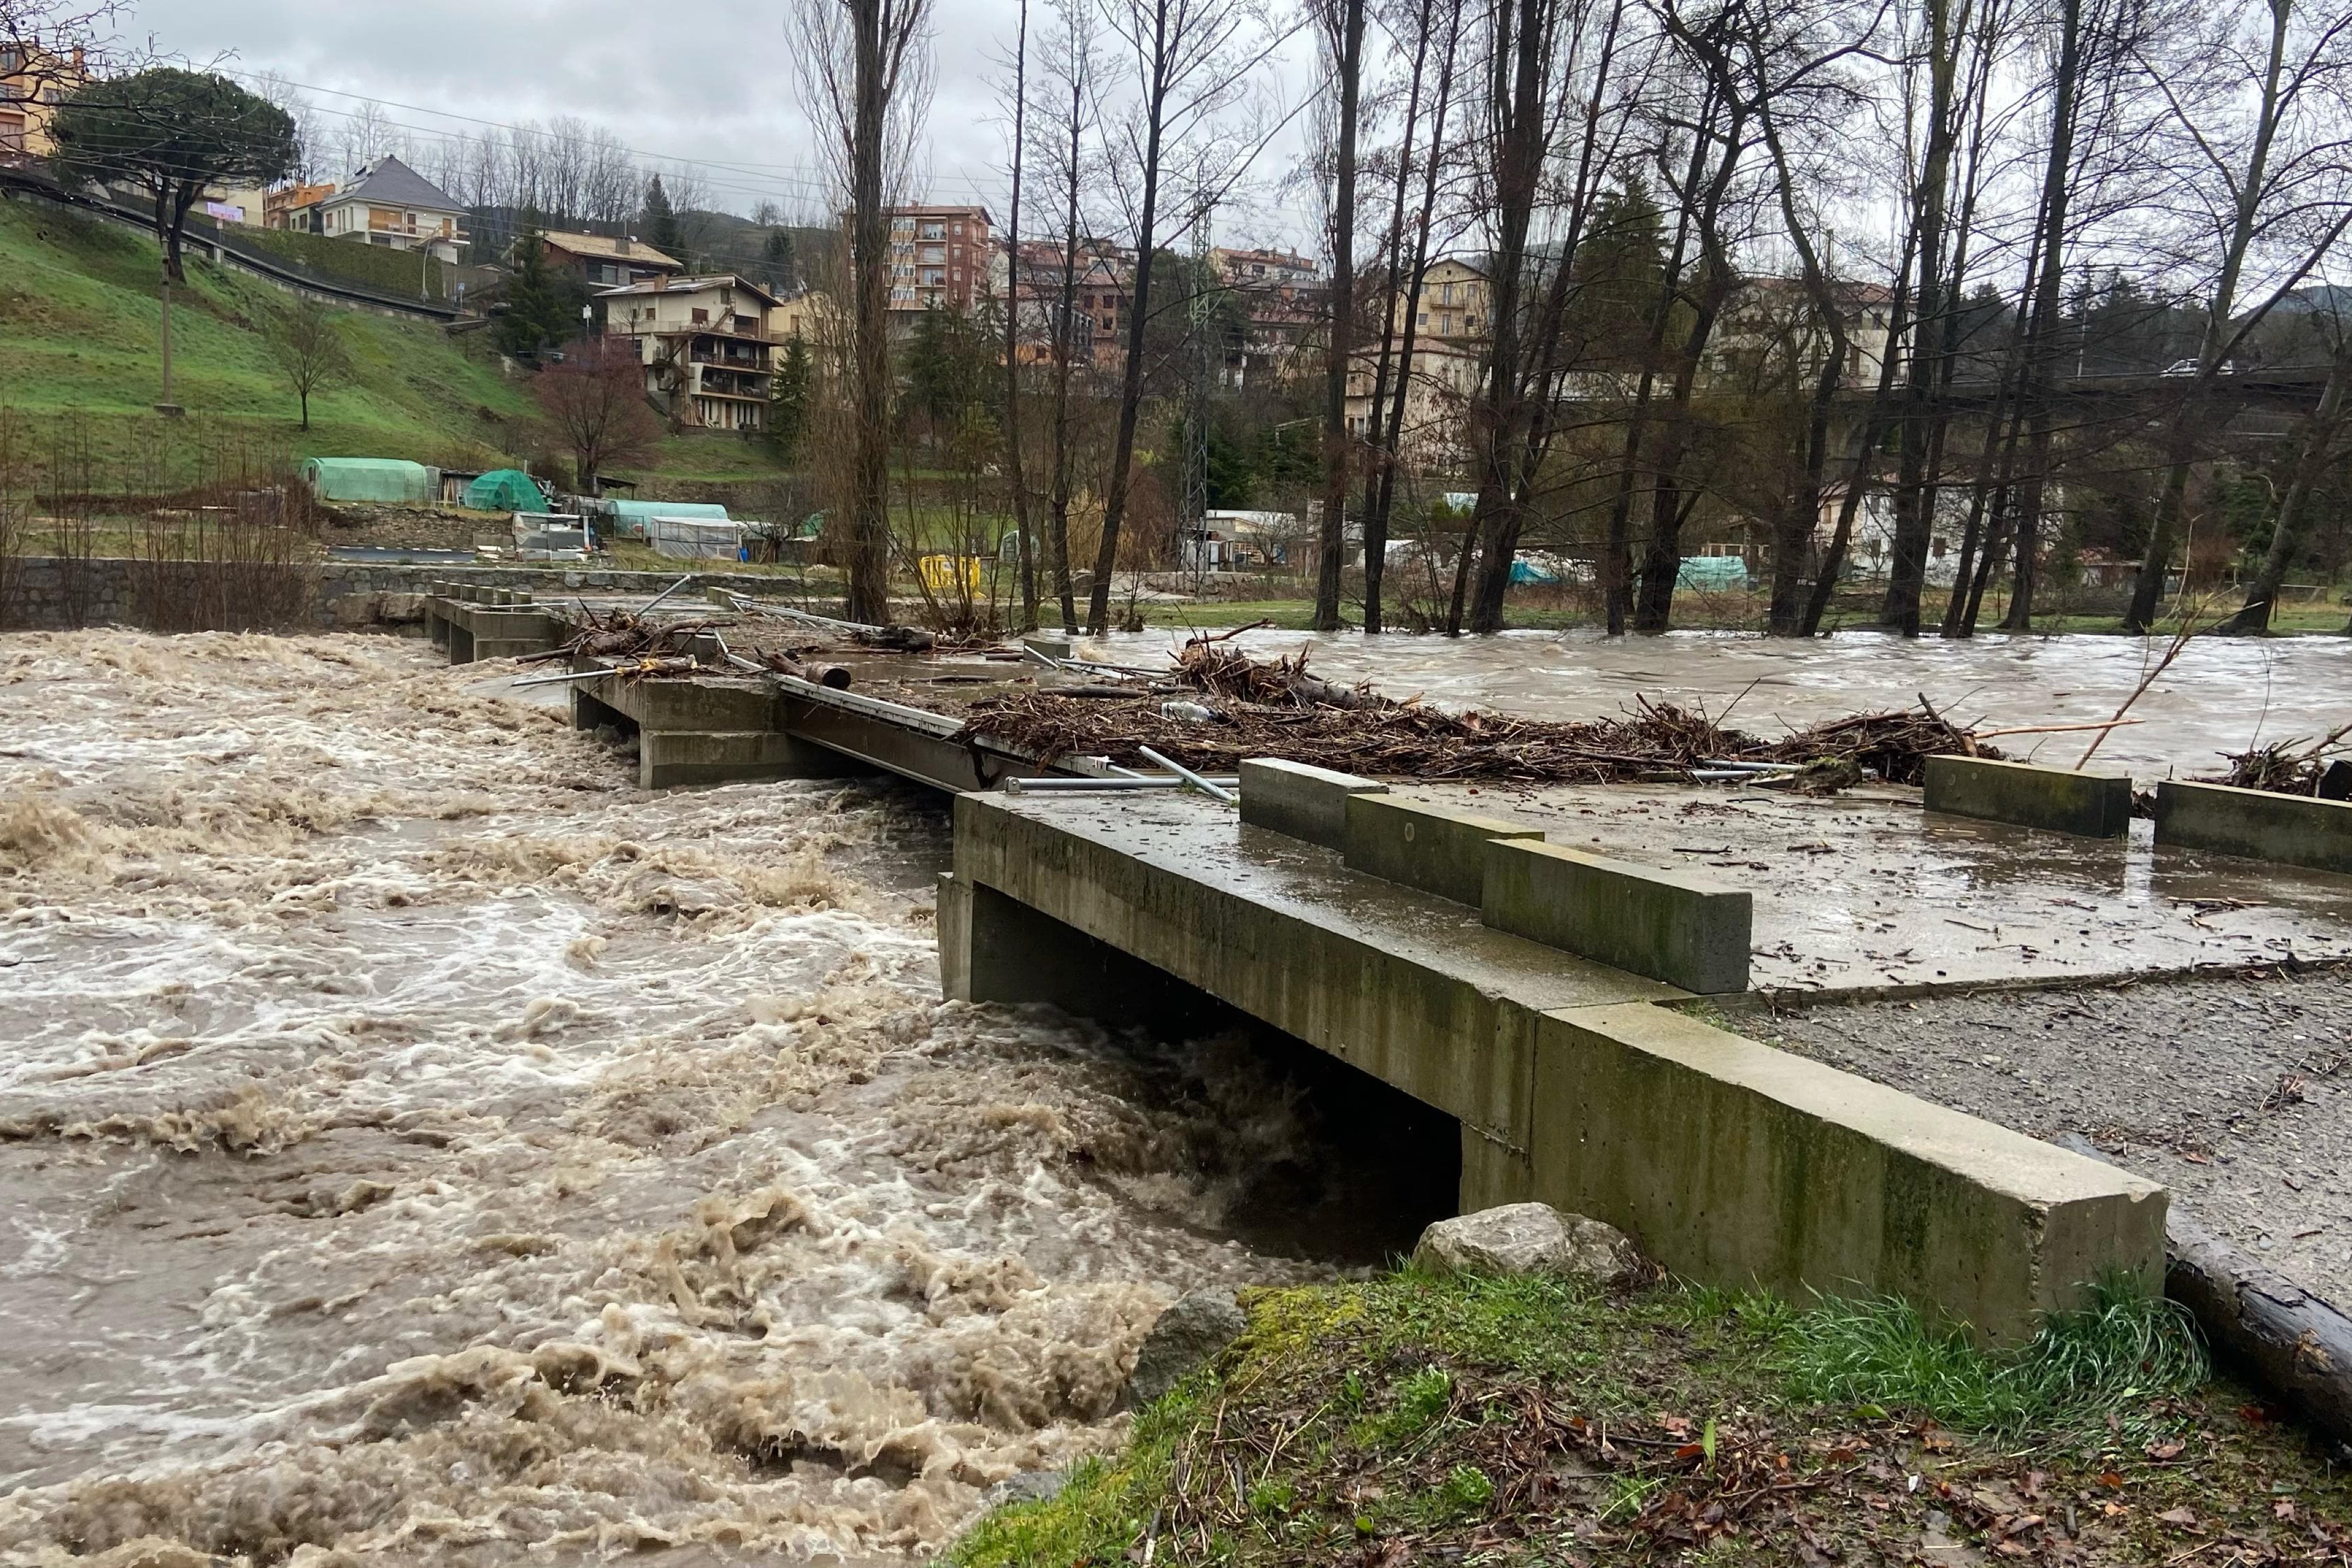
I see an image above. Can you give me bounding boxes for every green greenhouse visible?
[462,469,548,512]
[298,458,439,505]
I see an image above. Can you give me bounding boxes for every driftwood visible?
[2167,1217,2352,1446]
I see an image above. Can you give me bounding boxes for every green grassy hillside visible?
[0,198,532,483]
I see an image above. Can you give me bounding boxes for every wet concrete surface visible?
[993,791,1686,1014]
[1393,781,2352,993]
[1749,970,2352,1310]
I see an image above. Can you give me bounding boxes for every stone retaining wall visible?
[0,557,800,635]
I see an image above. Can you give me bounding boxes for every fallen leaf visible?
[2098,1472,2125,1490]
[2144,1440,2185,1460]
[2157,1507,2199,1529]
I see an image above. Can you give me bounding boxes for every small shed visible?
[464,469,548,512]
[300,458,439,505]
[648,516,747,560]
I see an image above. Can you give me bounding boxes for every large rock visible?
[1120,1287,1246,1408]
[1411,1202,1641,1283]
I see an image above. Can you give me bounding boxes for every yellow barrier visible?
[919,554,983,596]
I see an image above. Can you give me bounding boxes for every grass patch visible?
[1779,1276,2208,1441]
[955,1270,2349,1566]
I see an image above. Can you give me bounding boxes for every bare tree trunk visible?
[1879,0,1961,635]
[2220,329,2351,633]
[1459,0,1552,635]
[1000,0,1039,631]
[846,0,897,624]
[1314,0,1368,632]
[1366,0,1461,634]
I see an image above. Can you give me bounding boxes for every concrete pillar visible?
[1483,839,1751,995]
[2155,781,2352,874]
[571,685,634,733]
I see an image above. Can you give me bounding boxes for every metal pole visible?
[1136,745,1236,803]
[635,575,695,617]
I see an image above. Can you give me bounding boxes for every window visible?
[1416,312,1428,327]
[918,221,945,240]
[692,308,709,325]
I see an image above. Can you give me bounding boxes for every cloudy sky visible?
[121,0,1321,248]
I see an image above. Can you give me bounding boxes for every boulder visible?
[1410,1202,1641,1283]
[1120,1287,1246,1408]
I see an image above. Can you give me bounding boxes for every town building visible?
[1212,247,1323,388]
[884,204,992,318]
[1004,237,1131,370]
[600,274,781,433]
[1343,257,1491,467]
[1709,277,1898,388]
[310,156,468,263]
[538,231,681,290]
[263,181,339,231]
[0,37,85,167]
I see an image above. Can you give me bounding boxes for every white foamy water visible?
[0,631,1327,1565]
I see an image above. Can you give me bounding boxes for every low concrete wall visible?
[1532,1003,2166,1341]
[1925,755,2133,839]
[2155,781,2352,875]
[948,792,2168,1339]
[1343,794,1542,906]
[1239,758,1390,850]
[1484,840,1751,994]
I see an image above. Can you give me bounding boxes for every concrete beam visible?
[2155,780,2352,875]
[638,729,866,790]
[1529,1002,2166,1342]
[1239,758,1389,850]
[1925,755,2133,839]
[1483,839,1751,994]
[1344,794,1543,906]
[954,793,1679,1157]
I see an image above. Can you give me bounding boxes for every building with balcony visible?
[311,156,467,263]
[884,204,992,319]
[539,231,681,290]
[0,37,86,168]
[601,274,781,433]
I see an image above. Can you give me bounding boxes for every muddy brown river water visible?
[2,624,2349,1565]
[0,631,1353,1565]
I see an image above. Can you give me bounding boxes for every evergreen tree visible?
[499,229,590,356]
[768,335,813,462]
[641,175,684,259]
[762,230,798,292]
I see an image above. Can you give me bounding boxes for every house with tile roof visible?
[314,156,467,263]
[539,231,682,290]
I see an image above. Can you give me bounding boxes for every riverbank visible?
[956,1268,2352,1566]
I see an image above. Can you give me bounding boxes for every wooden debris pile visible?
[2213,722,2352,797]
[962,637,1996,786]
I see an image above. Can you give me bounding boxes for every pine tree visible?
[762,230,798,291]
[768,335,813,462]
[499,228,590,356]
[641,175,684,259]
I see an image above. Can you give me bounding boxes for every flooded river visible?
[1082,625,2352,781]
[0,631,1338,1564]
[3,623,2348,1564]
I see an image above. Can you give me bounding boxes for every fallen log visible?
[2166,1216,2352,1446]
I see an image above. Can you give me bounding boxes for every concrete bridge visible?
[939,761,2175,1342]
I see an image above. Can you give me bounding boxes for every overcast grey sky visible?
[121,0,1319,248]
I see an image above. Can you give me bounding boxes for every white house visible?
[314,156,467,263]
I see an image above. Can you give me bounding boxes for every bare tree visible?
[999,0,1041,630]
[1085,0,1278,634]
[535,338,662,496]
[1038,0,1102,632]
[2222,288,2352,630]
[1359,0,1464,634]
[1313,0,1369,630]
[266,297,353,431]
[793,0,937,624]
[2123,0,2352,631]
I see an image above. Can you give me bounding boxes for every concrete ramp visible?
[941,780,2166,1342]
